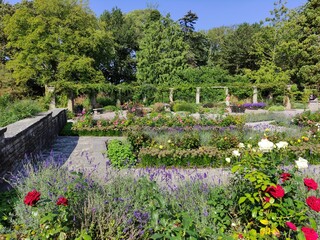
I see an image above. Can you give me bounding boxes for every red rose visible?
[301,227,318,240]
[266,185,285,198]
[264,197,270,202]
[57,197,68,206]
[24,190,41,206]
[304,178,318,191]
[306,196,320,212]
[280,173,291,182]
[285,221,297,231]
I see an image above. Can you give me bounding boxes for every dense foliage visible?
[0,0,319,105]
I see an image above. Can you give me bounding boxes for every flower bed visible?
[2,143,320,239]
[67,113,245,136]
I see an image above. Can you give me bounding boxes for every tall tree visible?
[0,0,15,64]
[136,15,188,85]
[100,7,138,84]
[4,0,113,96]
[220,23,261,74]
[294,0,320,88]
[178,11,209,67]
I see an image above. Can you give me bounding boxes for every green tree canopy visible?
[4,0,113,95]
[136,15,189,86]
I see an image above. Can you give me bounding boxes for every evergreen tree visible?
[136,15,188,86]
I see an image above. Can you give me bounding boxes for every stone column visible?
[196,87,201,104]
[253,86,258,103]
[90,93,97,109]
[47,86,56,110]
[67,92,74,112]
[225,87,229,96]
[169,88,174,103]
[285,85,292,110]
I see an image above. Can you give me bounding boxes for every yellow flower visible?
[167,139,171,143]
[159,145,163,149]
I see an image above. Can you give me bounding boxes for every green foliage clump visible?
[172,101,198,113]
[268,105,285,111]
[0,96,45,127]
[106,139,135,168]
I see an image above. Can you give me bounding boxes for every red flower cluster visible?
[306,196,320,212]
[285,221,297,231]
[304,178,318,191]
[301,227,318,240]
[56,196,68,206]
[24,190,41,206]
[280,173,291,182]
[266,185,285,198]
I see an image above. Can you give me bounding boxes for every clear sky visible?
[5,0,307,30]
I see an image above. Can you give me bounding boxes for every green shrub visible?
[103,105,118,112]
[173,132,201,150]
[152,102,166,113]
[0,98,45,127]
[172,101,198,113]
[106,139,135,168]
[126,131,152,153]
[268,105,285,111]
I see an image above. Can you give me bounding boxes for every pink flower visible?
[56,197,68,206]
[266,185,285,198]
[304,178,318,191]
[285,221,297,231]
[301,227,318,240]
[306,196,320,212]
[24,190,41,206]
[280,173,291,182]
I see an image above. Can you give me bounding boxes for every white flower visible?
[232,150,241,157]
[225,157,231,163]
[238,143,245,148]
[275,141,288,149]
[258,139,275,152]
[295,157,308,169]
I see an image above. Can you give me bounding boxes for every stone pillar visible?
[169,88,174,103]
[196,87,201,104]
[116,99,121,108]
[225,87,229,96]
[253,86,258,103]
[47,86,56,110]
[67,92,74,112]
[90,93,97,109]
[285,85,292,110]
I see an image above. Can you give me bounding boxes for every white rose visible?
[238,143,245,148]
[232,150,241,157]
[295,157,308,169]
[258,139,275,152]
[225,157,231,163]
[275,141,288,149]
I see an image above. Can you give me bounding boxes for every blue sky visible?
[6,0,307,30]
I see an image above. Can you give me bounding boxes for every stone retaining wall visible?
[0,109,67,181]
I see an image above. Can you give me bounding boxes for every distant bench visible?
[93,108,104,115]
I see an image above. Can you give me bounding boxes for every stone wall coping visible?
[4,109,65,139]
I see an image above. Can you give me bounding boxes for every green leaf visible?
[238,197,247,204]
[151,233,165,239]
[231,165,240,173]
